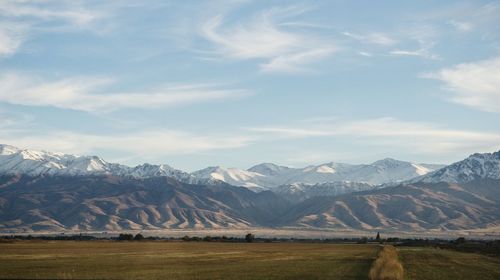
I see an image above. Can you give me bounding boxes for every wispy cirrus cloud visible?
[0,128,253,165]
[422,56,500,113]
[389,24,440,60]
[0,73,250,113]
[0,0,108,56]
[248,117,500,155]
[342,31,397,46]
[448,20,473,32]
[199,5,337,73]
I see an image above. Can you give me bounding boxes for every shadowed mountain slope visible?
[280,179,500,230]
[0,175,290,232]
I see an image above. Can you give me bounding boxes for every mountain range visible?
[0,144,444,191]
[0,143,499,232]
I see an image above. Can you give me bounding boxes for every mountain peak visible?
[372,158,407,166]
[247,162,290,175]
[417,151,500,184]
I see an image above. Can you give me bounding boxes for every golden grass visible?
[369,245,404,280]
[0,241,379,279]
[399,247,500,280]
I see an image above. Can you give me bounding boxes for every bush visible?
[245,233,254,243]
[134,234,144,241]
[203,236,212,242]
[118,234,134,241]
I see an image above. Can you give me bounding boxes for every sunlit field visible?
[399,247,500,280]
[1,241,499,279]
[0,241,378,280]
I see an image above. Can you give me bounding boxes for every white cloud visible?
[358,52,372,57]
[0,0,105,56]
[0,1,99,26]
[390,40,439,60]
[0,74,250,113]
[249,117,500,155]
[0,129,253,164]
[0,22,27,56]
[260,47,336,73]
[342,31,397,46]
[199,6,336,73]
[423,56,500,113]
[448,20,473,32]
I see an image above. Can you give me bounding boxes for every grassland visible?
[399,247,500,280]
[369,245,404,280]
[0,241,378,279]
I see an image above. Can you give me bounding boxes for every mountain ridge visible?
[0,148,499,232]
[0,144,445,190]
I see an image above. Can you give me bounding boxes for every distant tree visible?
[456,237,466,245]
[357,237,368,244]
[134,233,144,241]
[182,235,190,242]
[118,233,134,241]
[376,232,381,243]
[245,233,255,243]
[203,236,212,242]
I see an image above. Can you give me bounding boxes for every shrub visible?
[134,234,144,241]
[118,234,134,241]
[245,233,254,243]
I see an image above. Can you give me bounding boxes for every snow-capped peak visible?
[416,150,500,183]
[0,144,194,182]
[247,163,291,175]
[0,143,450,192]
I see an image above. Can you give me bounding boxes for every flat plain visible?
[399,247,500,280]
[0,241,378,279]
[1,241,500,279]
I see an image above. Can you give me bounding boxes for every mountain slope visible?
[0,175,290,232]
[194,159,445,189]
[415,151,500,183]
[272,181,375,203]
[281,179,500,230]
[0,149,499,232]
[0,144,444,192]
[0,144,195,183]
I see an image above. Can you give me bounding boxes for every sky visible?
[0,0,499,171]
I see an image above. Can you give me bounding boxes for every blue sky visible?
[0,0,499,171]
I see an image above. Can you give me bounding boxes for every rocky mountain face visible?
[272,181,375,203]
[1,143,499,232]
[0,144,444,191]
[0,175,290,232]
[0,144,195,182]
[281,179,500,231]
[414,151,500,183]
[197,159,445,190]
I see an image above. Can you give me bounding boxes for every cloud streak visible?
[423,56,500,113]
[0,74,250,113]
[249,117,500,155]
[0,124,253,164]
[0,0,106,56]
[199,5,337,73]
[342,31,397,46]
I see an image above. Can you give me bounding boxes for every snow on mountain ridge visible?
[0,143,447,190]
[273,181,375,203]
[416,150,500,183]
[0,144,194,182]
[193,159,445,189]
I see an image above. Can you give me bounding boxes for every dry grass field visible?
[399,247,500,280]
[369,245,404,280]
[1,241,499,279]
[0,241,378,279]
